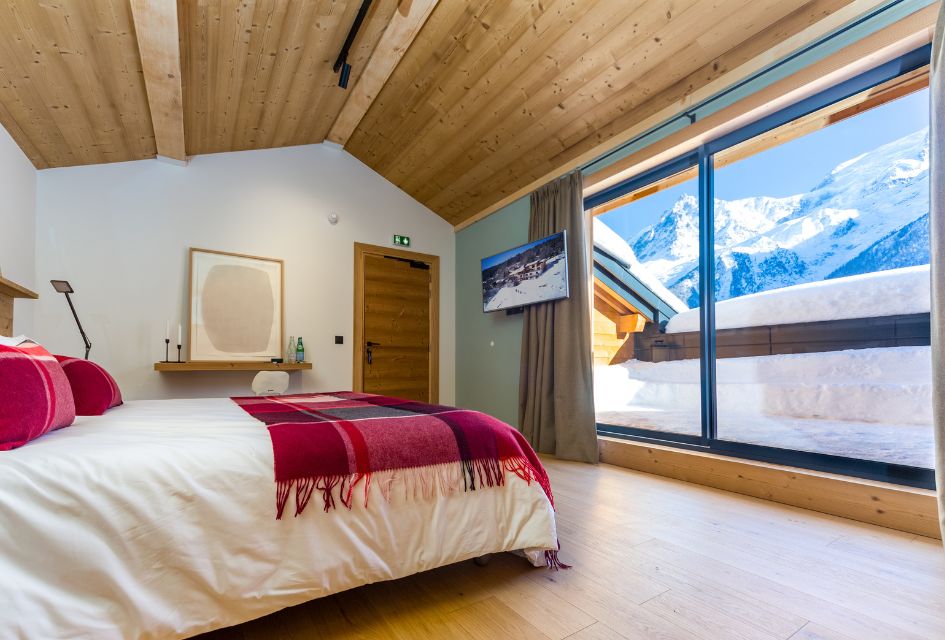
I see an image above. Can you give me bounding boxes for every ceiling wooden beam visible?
[617,314,647,334]
[130,0,186,161]
[327,0,439,146]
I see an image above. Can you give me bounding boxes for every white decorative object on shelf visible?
[252,371,290,396]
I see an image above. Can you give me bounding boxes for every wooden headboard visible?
[0,276,38,336]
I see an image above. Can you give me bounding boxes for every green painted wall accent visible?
[455,197,529,426]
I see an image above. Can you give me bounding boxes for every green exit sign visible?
[393,234,411,247]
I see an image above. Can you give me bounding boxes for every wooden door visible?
[354,244,439,403]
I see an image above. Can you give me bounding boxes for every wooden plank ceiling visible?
[347,0,872,225]
[0,0,155,168]
[0,0,876,226]
[179,0,398,155]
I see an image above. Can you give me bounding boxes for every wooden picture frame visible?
[188,248,284,362]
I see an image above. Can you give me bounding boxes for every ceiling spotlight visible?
[338,61,352,89]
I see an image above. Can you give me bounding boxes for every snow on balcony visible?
[665,264,930,334]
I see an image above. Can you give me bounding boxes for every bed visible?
[0,396,559,639]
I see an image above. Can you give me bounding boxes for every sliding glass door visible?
[591,45,934,488]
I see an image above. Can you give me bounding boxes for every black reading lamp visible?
[50,280,91,360]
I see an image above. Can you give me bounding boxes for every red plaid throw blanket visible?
[231,391,556,512]
[232,392,564,567]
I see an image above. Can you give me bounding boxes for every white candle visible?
[178,323,182,346]
[165,320,169,341]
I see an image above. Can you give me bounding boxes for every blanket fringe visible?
[544,549,571,571]
[275,455,550,519]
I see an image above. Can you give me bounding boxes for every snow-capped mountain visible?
[627,128,930,306]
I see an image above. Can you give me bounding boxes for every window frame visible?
[590,44,935,490]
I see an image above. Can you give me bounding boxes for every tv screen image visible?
[481,230,569,313]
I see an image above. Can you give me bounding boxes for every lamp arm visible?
[64,292,92,360]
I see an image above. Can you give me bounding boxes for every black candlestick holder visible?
[176,344,182,363]
[163,338,170,363]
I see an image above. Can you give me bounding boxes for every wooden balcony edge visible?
[599,436,940,540]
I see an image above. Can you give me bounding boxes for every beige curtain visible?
[519,171,598,463]
[931,2,945,543]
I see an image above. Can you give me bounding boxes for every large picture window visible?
[590,46,934,487]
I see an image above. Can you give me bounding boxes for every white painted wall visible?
[0,124,37,335]
[34,144,456,402]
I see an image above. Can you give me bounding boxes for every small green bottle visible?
[296,337,304,363]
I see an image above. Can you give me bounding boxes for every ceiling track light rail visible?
[333,0,374,89]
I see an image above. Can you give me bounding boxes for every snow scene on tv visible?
[482,232,568,312]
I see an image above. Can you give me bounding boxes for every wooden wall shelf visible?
[0,275,38,337]
[154,361,312,372]
[0,276,39,299]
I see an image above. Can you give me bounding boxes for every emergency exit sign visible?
[393,234,411,247]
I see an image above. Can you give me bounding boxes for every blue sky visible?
[481,232,561,270]
[599,88,929,241]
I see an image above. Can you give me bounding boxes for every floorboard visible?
[196,459,945,640]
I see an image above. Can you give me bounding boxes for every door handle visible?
[366,342,381,365]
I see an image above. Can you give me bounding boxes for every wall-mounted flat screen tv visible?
[481,230,569,313]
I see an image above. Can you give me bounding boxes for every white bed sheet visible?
[0,398,558,639]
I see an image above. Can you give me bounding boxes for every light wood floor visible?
[198,458,945,640]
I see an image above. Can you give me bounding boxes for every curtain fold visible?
[519,171,598,464]
[932,1,945,543]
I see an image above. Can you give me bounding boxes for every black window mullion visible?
[697,147,717,444]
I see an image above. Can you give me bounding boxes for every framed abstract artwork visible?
[188,248,283,361]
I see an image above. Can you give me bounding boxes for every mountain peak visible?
[622,126,930,304]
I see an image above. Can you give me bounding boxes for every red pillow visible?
[0,340,76,450]
[54,356,123,416]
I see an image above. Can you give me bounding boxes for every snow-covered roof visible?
[592,218,688,313]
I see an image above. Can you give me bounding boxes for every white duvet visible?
[0,398,558,639]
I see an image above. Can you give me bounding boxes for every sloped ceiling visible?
[0,0,887,226]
